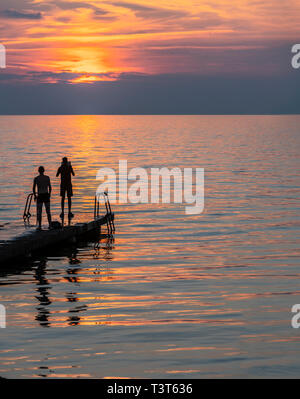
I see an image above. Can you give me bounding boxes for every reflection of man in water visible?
[34,258,52,327]
[56,157,75,218]
[33,166,52,230]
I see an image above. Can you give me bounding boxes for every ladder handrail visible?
[23,192,34,221]
[94,192,115,233]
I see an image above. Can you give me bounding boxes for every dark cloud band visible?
[0,9,43,20]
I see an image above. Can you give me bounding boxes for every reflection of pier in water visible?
[33,236,115,328]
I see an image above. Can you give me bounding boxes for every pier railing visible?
[23,191,115,235]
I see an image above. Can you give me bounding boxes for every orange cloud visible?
[0,0,300,82]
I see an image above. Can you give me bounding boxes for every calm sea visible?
[0,115,300,378]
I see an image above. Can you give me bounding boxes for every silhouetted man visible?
[33,166,52,230]
[56,157,75,218]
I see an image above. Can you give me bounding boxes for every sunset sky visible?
[0,0,299,113]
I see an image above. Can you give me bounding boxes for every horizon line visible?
[0,113,299,116]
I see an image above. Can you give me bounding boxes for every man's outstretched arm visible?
[71,165,75,176]
[56,167,61,177]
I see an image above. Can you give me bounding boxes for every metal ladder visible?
[23,193,34,221]
[94,192,115,234]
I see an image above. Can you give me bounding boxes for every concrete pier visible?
[0,214,114,265]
